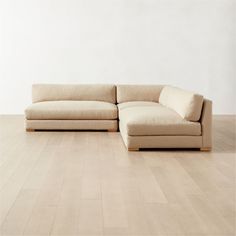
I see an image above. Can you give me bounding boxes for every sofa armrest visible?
[200,99,212,149]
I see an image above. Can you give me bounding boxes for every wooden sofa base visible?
[26,128,35,132]
[200,147,212,151]
[128,148,139,151]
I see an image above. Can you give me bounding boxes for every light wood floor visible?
[0,115,235,236]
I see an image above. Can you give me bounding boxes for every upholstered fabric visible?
[159,86,204,121]
[26,120,117,131]
[25,84,212,150]
[119,121,202,149]
[118,102,201,136]
[32,84,116,103]
[117,85,164,103]
[25,101,117,120]
[118,101,159,110]
[200,99,212,148]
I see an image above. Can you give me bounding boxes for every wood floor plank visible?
[0,189,38,236]
[125,202,151,235]
[145,202,187,235]
[23,206,56,236]
[134,166,168,203]
[81,177,101,200]
[0,115,235,236]
[21,148,56,190]
[187,194,235,235]
[78,199,103,235]
[0,135,49,226]
[101,179,128,228]
[50,206,79,236]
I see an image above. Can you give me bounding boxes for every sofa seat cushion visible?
[118,101,160,110]
[25,101,117,120]
[118,102,201,136]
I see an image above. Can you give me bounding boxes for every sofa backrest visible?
[32,84,116,104]
[159,86,204,121]
[117,85,164,103]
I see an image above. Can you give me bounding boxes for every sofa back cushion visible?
[117,85,164,103]
[159,86,204,121]
[32,84,116,104]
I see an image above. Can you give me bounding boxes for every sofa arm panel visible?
[200,99,212,149]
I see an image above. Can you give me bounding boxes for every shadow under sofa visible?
[25,84,212,151]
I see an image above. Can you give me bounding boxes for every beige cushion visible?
[25,101,117,120]
[117,85,164,103]
[159,86,204,121]
[118,101,159,110]
[32,84,116,104]
[118,102,201,136]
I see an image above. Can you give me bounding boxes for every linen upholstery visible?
[26,120,117,131]
[32,84,116,103]
[118,101,159,110]
[119,121,202,149]
[200,99,212,148]
[159,86,204,121]
[117,85,164,103]
[25,83,212,151]
[25,101,117,120]
[118,102,201,136]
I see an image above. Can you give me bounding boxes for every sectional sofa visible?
[25,84,212,151]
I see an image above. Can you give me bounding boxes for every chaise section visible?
[117,85,212,151]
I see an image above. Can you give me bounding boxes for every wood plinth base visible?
[26,128,35,132]
[128,148,139,151]
[200,147,212,151]
[107,129,117,132]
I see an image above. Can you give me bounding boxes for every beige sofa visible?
[25,84,212,151]
[117,85,212,151]
[25,84,118,131]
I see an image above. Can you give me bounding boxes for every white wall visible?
[0,0,235,114]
